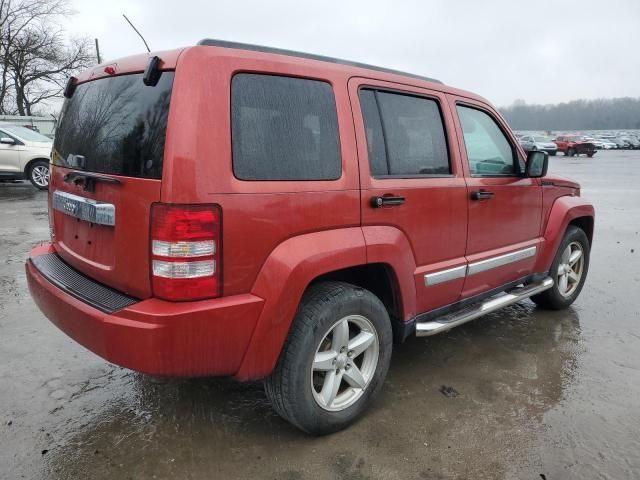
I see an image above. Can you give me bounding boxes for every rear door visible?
[349,78,468,314]
[49,71,175,299]
[448,96,542,298]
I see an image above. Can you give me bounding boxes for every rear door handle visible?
[470,190,495,201]
[371,195,406,208]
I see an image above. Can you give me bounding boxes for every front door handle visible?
[470,190,495,201]
[371,195,406,208]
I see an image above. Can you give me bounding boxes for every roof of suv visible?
[197,38,443,85]
[77,40,488,106]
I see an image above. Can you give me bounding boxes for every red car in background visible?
[554,135,597,157]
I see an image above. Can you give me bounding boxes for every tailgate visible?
[50,167,160,298]
[49,70,174,299]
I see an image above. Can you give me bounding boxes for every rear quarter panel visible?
[162,46,362,296]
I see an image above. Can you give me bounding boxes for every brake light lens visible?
[150,204,221,301]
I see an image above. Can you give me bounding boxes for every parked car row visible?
[518,135,558,155]
[517,131,640,157]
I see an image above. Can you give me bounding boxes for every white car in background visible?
[0,124,52,189]
[595,138,617,149]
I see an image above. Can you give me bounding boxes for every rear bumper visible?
[26,244,264,377]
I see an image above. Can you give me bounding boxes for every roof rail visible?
[196,39,443,85]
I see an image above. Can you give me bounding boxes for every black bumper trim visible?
[30,253,138,313]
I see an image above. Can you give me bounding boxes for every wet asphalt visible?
[1,150,639,480]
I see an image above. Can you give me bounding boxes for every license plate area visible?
[52,190,115,226]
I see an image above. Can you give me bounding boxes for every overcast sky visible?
[65,0,640,107]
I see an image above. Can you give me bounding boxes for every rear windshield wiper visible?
[63,171,121,192]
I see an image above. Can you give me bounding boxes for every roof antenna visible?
[122,14,151,53]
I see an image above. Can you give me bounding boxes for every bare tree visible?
[0,0,93,115]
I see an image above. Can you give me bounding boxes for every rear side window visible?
[53,72,174,179]
[359,88,450,177]
[231,74,341,181]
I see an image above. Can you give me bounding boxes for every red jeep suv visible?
[554,135,597,157]
[26,40,594,435]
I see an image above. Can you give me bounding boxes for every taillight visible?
[150,204,221,301]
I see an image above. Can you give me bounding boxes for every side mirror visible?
[525,150,548,178]
[0,137,16,145]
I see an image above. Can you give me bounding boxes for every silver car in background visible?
[518,134,558,155]
[0,124,52,189]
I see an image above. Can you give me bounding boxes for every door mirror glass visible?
[0,137,16,145]
[525,150,548,177]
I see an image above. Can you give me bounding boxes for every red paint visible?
[26,44,595,380]
[553,135,597,156]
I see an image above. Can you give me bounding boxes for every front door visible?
[0,129,23,173]
[349,78,468,315]
[448,96,543,298]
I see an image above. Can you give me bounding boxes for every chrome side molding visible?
[424,246,537,287]
[52,190,116,226]
[424,265,466,286]
[466,246,537,276]
[415,276,553,337]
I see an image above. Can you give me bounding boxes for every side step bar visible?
[415,277,554,337]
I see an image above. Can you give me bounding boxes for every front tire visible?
[531,226,590,310]
[264,281,392,435]
[28,160,50,190]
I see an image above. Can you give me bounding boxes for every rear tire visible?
[531,226,590,310]
[264,281,392,435]
[28,160,49,190]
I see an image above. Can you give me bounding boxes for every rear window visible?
[53,72,174,179]
[231,74,341,181]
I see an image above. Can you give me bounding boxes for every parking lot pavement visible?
[1,150,639,480]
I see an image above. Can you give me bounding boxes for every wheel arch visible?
[568,216,594,245]
[310,263,405,342]
[23,157,50,176]
[534,195,595,273]
[234,227,414,380]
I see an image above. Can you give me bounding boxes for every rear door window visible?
[358,88,450,177]
[53,72,174,179]
[231,74,341,181]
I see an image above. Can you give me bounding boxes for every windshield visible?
[533,136,550,142]
[53,72,174,179]
[1,124,51,142]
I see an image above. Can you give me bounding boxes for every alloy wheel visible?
[311,314,379,412]
[31,165,49,187]
[557,241,584,298]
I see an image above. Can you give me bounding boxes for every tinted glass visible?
[53,72,174,179]
[358,89,388,176]
[231,74,341,181]
[360,89,449,176]
[456,105,516,176]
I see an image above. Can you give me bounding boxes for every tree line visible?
[500,97,640,131]
[0,0,93,116]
